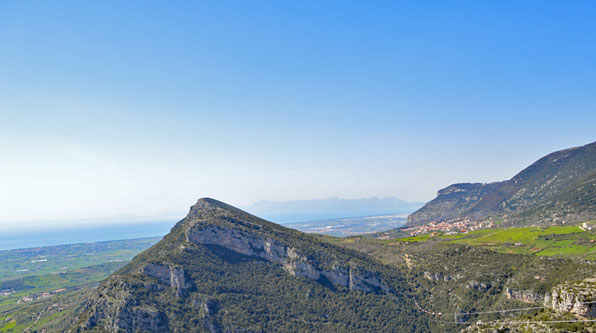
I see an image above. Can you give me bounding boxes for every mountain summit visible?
[408,141,596,226]
[71,198,418,332]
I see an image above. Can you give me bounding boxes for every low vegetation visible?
[0,238,159,332]
[3,205,596,331]
[0,237,160,281]
[386,221,596,260]
[333,236,596,331]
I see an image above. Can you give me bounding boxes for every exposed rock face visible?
[506,288,543,303]
[504,281,596,317]
[468,280,490,292]
[545,281,596,317]
[186,224,389,292]
[423,271,463,282]
[76,282,170,333]
[72,198,410,333]
[143,263,191,297]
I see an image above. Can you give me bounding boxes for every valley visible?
[0,238,160,332]
[1,206,596,331]
[2,142,596,332]
[4,1,595,330]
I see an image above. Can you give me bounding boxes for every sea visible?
[0,220,176,251]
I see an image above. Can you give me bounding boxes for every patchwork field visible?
[0,237,160,281]
[0,237,160,331]
[394,221,596,259]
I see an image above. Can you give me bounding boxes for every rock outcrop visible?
[544,280,596,317]
[186,224,389,292]
[468,280,490,292]
[423,271,463,282]
[143,263,192,297]
[71,198,413,332]
[506,288,543,303]
[76,281,170,332]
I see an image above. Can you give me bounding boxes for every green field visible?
[0,286,94,332]
[394,221,596,259]
[0,237,160,332]
[0,237,160,281]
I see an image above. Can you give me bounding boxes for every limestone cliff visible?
[544,280,596,317]
[71,198,414,332]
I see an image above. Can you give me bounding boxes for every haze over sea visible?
[0,221,174,251]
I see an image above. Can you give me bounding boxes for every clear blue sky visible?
[1,1,595,226]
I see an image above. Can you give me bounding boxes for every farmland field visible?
[0,237,160,331]
[393,221,596,259]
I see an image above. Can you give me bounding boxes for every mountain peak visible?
[73,199,411,332]
[187,198,246,219]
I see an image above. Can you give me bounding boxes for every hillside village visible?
[400,218,495,237]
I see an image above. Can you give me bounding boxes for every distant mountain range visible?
[284,214,408,237]
[408,141,596,226]
[243,197,423,223]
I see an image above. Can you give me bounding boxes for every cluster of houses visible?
[0,289,14,297]
[580,222,595,231]
[403,219,495,237]
[17,288,67,303]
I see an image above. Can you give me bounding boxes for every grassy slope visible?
[0,287,94,332]
[391,221,596,260]
[330,236,596,331]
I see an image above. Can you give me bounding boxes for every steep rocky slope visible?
[70,198,424,332]
[68,198,596,332]
[408,141,596,226]
[335,237,596,332]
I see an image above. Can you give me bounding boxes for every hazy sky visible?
[1,1,596,226]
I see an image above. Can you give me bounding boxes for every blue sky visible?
[1,1,596,225]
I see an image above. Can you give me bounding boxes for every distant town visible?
[380,218,495,239]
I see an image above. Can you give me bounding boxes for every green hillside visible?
[71,199,426,332]
[386,221,596,260]
[333,236,596,332]
[408,141,596,226]
[0,238,159,332]
[68,199,596,332]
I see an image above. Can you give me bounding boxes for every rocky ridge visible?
[408,141,596,226]
[71,198,415,332]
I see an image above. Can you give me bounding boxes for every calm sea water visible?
[0,221,176,250]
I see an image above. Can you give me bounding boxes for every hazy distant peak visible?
[244,197,424,223]
[252,196,408,205]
